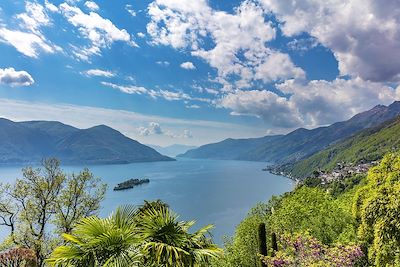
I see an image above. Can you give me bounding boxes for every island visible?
[113,178,150,191]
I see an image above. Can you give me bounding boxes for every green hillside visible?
[285,116,400,179]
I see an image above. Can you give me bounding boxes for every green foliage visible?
[353,153,400,266]
[48,202,222,267]
[47,206,141,267]
[288,117,400,179]
[211,203,269,267]
[0,158,106,266]
[268,187,354,245]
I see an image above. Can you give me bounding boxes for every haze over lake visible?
[0,159,293,243]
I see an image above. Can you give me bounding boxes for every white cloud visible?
[276,78,400,126]
[84,69,115,77]
[180,61,196,70]
[0,1,60,58]
[186,104,200,109]
[16,1,51,34]
[101,81,211,103]
[138,122,164,136]
[84,1,99,11]
[219,78,400,128]
[139,122,194,139]
[0,68,34,87]
[219,89,302,128]
[45,0,59,12]
[125,4,136,17]
[137,32,146,38]
[101,82,148,94]
[0,28,57,58]
[260,0,400,82]
[156,61,170,67]
[183,129,193,138]
[254,52,305,82]
[147,0,302,89]
[287,37,318,52]
[59,3,136,61]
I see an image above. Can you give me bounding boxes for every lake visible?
[0,158,293,244]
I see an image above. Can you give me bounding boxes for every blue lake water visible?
[0,158,293,244]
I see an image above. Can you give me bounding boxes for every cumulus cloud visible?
[147,0,302,88]
[260,0,400,82]
[0,1,60,58]
[254,52,305,82]
[219,89,302,128]
[219,78,400,128]
[183,129,193,138]
[138,122,193,138]
[84,69,115,77]
[138,122,163,136]
[59,3,136,61]
[84,1,99,11]
[137,32,146,38]
[180,61,196,70]
[0,68,34,87]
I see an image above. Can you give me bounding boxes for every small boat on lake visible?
[113,178,150,191]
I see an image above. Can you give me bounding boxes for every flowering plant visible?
[260,232,364,267]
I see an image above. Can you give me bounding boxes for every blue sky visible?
[0,0,399,146]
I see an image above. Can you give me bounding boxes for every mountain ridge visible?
[0,119,174,165]
[179,101,400,163]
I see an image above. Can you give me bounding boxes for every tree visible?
[268,187,354,245]
[137,205,222,267]
[0,158,106,266]
[353,152,400,266]
[47,206,141,267]
[48,203,222,267]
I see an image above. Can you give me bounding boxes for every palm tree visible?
[46,206,141,267]
[137,206,222,267]
[47,202,222,267]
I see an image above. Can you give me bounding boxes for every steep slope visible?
[282,116,400,179]
[0,119,173,164]
[179,101,400,162]
[179,135,282,160]
[57,125,172,164]
[0,119,55,164]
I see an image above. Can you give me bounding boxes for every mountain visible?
[0,119,174,165]
[280,115,400,179]
[179,101,400,162]
[149,144,197,157]
[178,135,282,160]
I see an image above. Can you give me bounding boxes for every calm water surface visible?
[0,158,293,243]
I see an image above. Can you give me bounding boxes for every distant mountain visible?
[149,144,197,157]
[0,119,174,165]
[179,101,400,163]
[280,115,400,179]
[178,136,282,160]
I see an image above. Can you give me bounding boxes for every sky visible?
[0,0,399,146]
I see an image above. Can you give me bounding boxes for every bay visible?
[0,158,293,244]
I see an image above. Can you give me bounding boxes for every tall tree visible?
[0,158,106,266]
[353,152,400,266]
